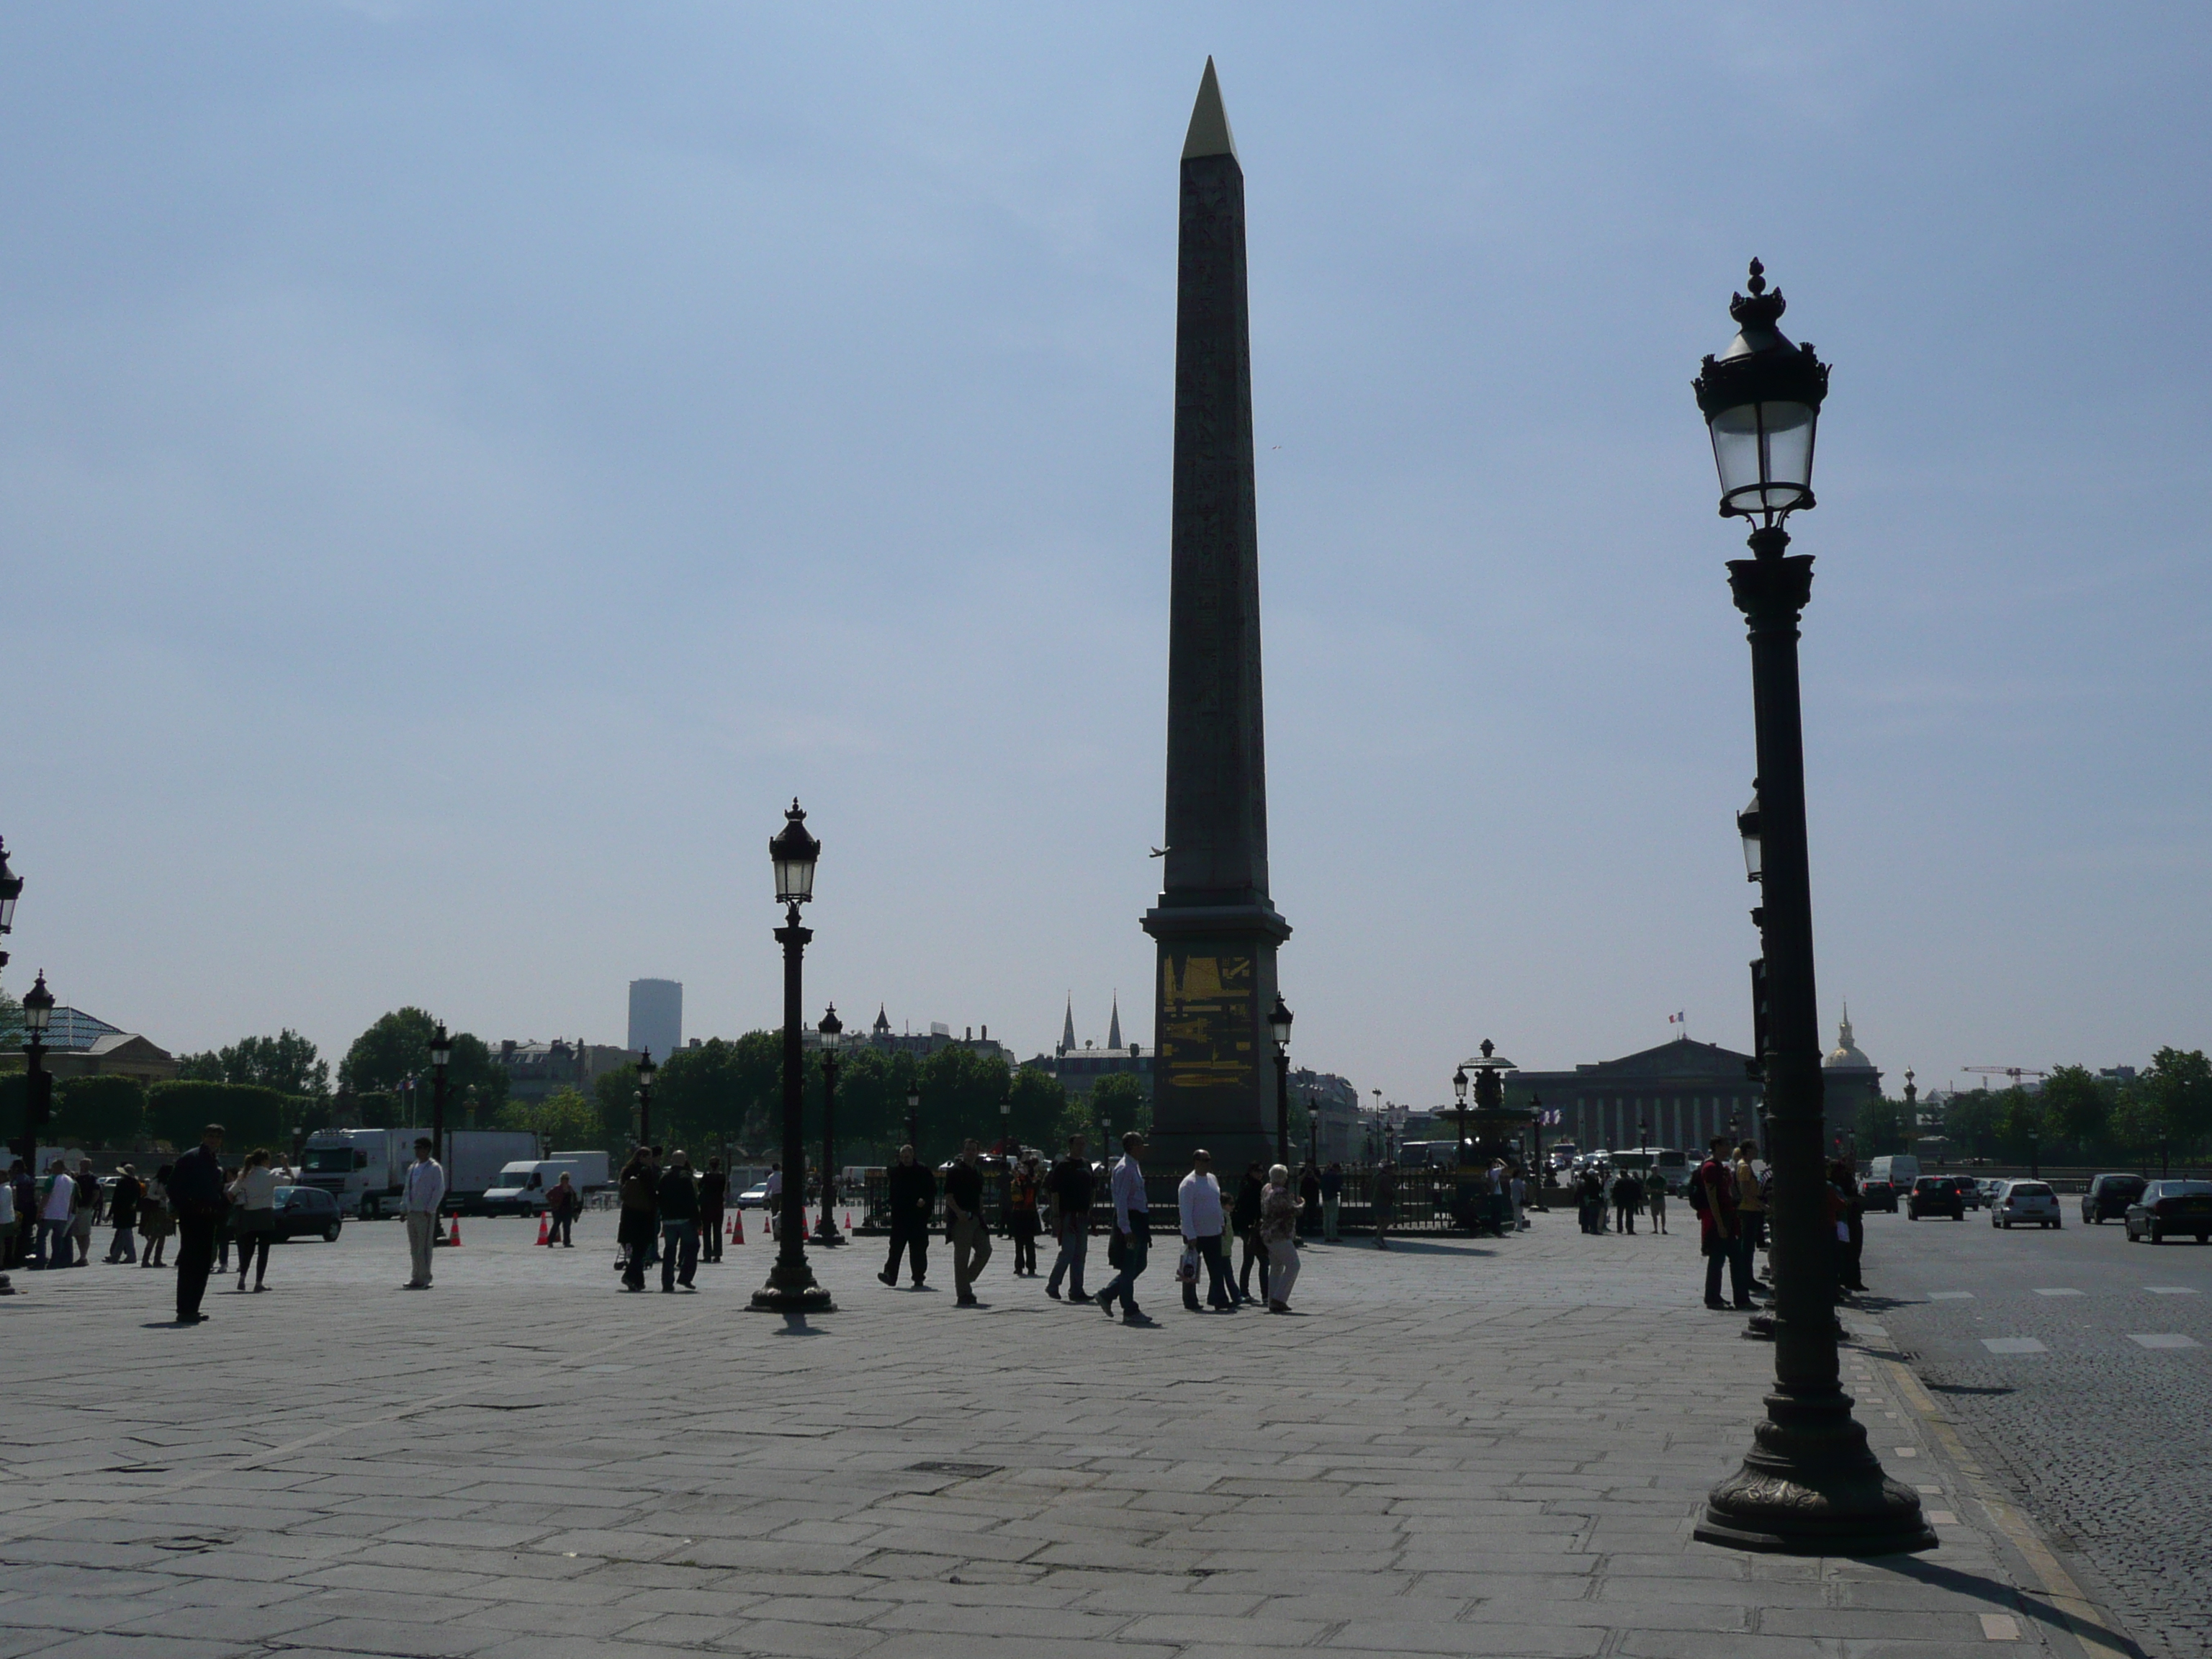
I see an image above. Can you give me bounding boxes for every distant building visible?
[1291,1067,1363,1162]
[1025,994,1151,1102]
[1513,1036,1766,1154]
[497,1038,634,1105]
[627,979,683,1061]
[0,1004,177,1088]
[1822,1006,1883,1123]
[861,1005,1015,1066]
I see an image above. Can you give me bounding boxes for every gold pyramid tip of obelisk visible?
[1182,56,1238,161]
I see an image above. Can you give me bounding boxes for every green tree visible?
[176,1030,331,1097]
[2040,1065,2110,1155]
[1087,1072,1151,1145]
[498,1084,603,1151]
[338,1008,506,1108]
[1941,1089,2001,1161]
[145,1081,301,1153]
[55,1075,146,1146]
[1855,1095,1907,1158]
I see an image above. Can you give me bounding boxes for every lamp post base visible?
[748,1257,836,1313]
[1695,1387,1936,1556]
[811,1220,846,1246]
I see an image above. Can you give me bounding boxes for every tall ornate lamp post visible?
[636,1048,657,1148]
[814,1006,844,1246]
[0,835,20,974]
[1269,996,1293,1164]
[1452,1065,1470,1157]
[1691,260,1932,1555]
[17,969,54,1164]
[430,1023,452,1179]
[752,801,833,1313]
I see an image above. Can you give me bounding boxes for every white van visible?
[1866,1154,1921,1190]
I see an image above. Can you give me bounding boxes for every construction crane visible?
[1964,1066,2050,1089]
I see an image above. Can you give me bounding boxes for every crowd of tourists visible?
[1682,1135,1870,1310]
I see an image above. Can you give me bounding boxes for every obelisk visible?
[1142,59,1290,1177]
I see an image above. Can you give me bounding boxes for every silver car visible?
[1990,1179,2062,1230]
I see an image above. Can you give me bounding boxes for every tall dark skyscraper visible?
[1142,60,1289,1175]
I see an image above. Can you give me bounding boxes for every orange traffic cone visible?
[732,1210,745,1245]
[845,1211,854,1231]
[535,1214,549,1246]
[447,1215,462,1246]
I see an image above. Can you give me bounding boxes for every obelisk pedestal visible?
[1142,60,1290,1179]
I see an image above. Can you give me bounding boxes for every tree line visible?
[1852,1047,2212,1164]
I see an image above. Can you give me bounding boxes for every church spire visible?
[1061,994,1076,1056]
[1108,992,1123,1051]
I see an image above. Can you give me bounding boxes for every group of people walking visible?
[875,1130,1324,1321]
[614,1146,729,1292]
[2,1134,295,1303]
[1574,1161,1672,1236]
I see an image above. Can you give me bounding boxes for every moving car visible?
[735,1182,774,1209]
[1860,1178,1899,1214]
[1990,1180,2062,1230]
[1907,1176,1964,1220]
[2081,1174,2149,1225]
[2123,1179,2212,1245]
[270,1185,345,1243]
[1943,1175,1982,1210]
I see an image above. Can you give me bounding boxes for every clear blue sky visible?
[4,4,2208,1109]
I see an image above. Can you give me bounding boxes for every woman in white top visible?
[228,1149,281,1292]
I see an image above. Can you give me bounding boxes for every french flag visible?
[1668,1011,1686,1025]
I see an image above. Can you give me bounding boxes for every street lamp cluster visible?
[1690,261,1933,1557]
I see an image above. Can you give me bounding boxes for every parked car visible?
[1860,1178,1900,1214]
[1907,1176,1964,1221]
[2123,1179,2212,1245]
[2081,1173,2149,1225]
[270,1185,345,1243]
[734,1182,774,1210]
[1990,1180,2062,1230]
[1943,1175,1982,1210]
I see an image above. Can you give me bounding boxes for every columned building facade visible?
[1514,1038,1766,1155]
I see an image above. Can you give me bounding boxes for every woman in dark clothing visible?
[1297,1163,1323,1237]
[617,1150,658,1292]
[1830,1159,1868,1292]
[1231,1162,1268,1305]
[1007,1155,1042,1276]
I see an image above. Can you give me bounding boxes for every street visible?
[1866,1197,2212,1658]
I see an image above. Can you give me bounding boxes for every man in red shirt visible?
[1696,1134,1753,1310]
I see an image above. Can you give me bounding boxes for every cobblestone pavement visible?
[1861,1203,2212,1659]
[0,1206,2139,1658]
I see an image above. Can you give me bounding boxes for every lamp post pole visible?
[1691,261,1932,1557]
[430,1024,451,1187]
[815,1006,844,1246]
[1269,996,1294,1166]
[17,970,54,1166]
[752,801,833,1313]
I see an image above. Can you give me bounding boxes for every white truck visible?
[299,1127,541,1219]
[479,1151,613,1218]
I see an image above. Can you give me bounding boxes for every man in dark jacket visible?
[943,1140,992,1306]
[617,1149,658,1292]
[656,1151,700,1292]
[1043,1136,1094,1303]
[698,1157,728,1264]
[168,1125,228,1324]
[106,1165,143,1262]
[879,1144,935,1289]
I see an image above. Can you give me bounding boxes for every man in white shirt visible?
[36,1160,75,1271]
[763,1165,783,1241]
[401,1138,446,1290]
[1177,1149,1233,1313]
[1094,1132,1151,1323]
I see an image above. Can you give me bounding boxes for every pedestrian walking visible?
[1320,1161,1344,1243]
[4,1159,30,1271]
[1094,1131,1152,1323]
[762,1164,783,1241]
[1372,1159,1397,1249]
[401,1137,446,1290]
[1732,1141,1768,1264]
[1261,1163,1303,1312]
[1577,1166,1604,1234]
[880,1143,935,1288]
[1042,1135,1092,1302]
[0,1169,13,1277]
[229,1149,280,1292]
[105,1164,143,1262]
[698,1157,727,1263]
[546,1173,580,1247]
[138,1166,174,1267]
[34,1159,75,1269]
[943,1139,992,1306]
[1177,1149,1234,1312]
[1694,1135,1753,1310]
[1297,1161,1323,1238]
[1644,1167,1668,1235]
[1831,1159,1868,1293]
[169,1125,228,1323]
[70,1159,99,1265]
[1007,1153,1043,1276]
[1510,1164,1529,1231]
[1611,1166,1641,1236]
[657,1151,700,1292]
[616,1148,657,1292]
[1231,1160,1269,1301]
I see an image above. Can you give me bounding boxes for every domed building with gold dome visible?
[1822,1004,1884,1125]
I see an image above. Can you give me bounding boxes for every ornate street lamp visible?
[752,801,832,1313]
[814,1005,845,1246]
[16,968,54,1162]
[430,1022,452,1182]
[1691,260,1932,1556]
[1269,995,1293,1164]
[636,1047,657,1147]
[1452,1064,1470,1159]
[0,835,21,972]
